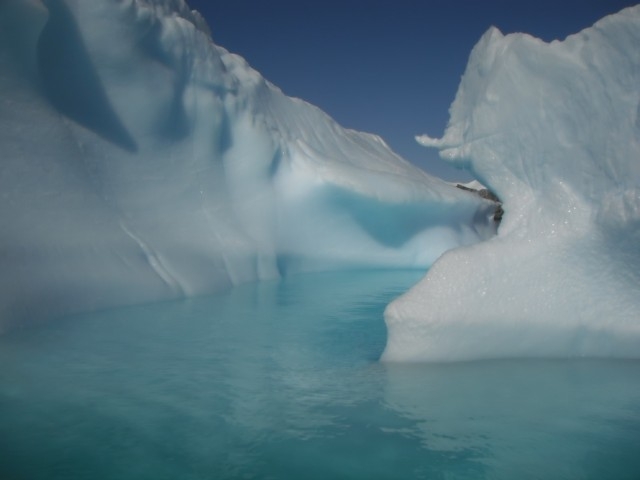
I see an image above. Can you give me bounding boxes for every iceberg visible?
[383,6,640,361]
[0,0,494,331]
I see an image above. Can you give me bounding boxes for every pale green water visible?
[0,271,639,479]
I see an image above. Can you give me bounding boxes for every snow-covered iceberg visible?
[0,0,494,331]
[383,6,640,361]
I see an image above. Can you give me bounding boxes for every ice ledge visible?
[384,5,640,362]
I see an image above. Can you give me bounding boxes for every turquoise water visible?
[1,271,639,480]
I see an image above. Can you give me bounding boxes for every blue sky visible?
[186,0,637,181]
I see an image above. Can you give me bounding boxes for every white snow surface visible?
[0,0,494,330]
[384,6,640,362]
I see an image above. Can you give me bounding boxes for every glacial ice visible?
[383,6,640,361]
[0,0,494,330]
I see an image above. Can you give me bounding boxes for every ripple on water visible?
[0,271,639,479]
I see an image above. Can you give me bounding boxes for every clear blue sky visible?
[186,0,637,181]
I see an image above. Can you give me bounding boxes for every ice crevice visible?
[118,220,186,297]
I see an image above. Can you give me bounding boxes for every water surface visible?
[1,271,639,479]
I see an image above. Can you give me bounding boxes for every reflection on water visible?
[383,360,640,479]
[0,271,639,479]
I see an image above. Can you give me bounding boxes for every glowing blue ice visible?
[0,0,493,330]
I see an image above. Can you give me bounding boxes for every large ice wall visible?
[0,0,494,331]
[383,6,640,362]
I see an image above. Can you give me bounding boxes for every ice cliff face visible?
[0,0,493,330]
[384,6,640,361]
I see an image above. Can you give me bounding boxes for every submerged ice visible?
[383,6,640,361]
[0,0,494,330]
